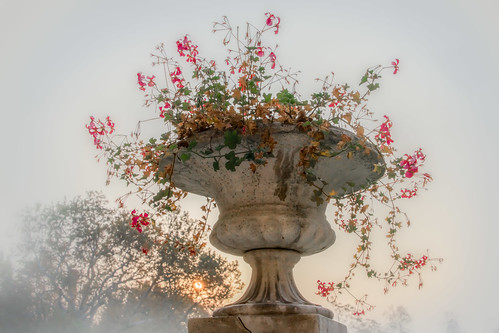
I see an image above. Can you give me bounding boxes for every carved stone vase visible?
[163,123,383,332]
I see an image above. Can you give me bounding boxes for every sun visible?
[193,280,204,291]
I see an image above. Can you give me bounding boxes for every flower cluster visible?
[85,116,114,149]
[137,73,155,91]
[375,115,394,147]
[130,209,150,233]
[400,148,425,178]
[316,280,335,297]
[265,12,281,34]
[400,188,418,198]
[170,66,184,89]
[176,36,199,64]
[399,253,428,273]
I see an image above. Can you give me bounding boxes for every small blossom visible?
[170,66,185,88]
[130,210,151,233]
[269,52,277,69]
[147,75,155,87]
[399,148,425,178]
[257,47,264,57]
[176,35,199,64]
[86,116,115,149]
[401,188,418,198]
[316,280,335,297]
[375,115,394,147]
[137,72,147,91]
[265,13,281,34]
[392,58,400,74]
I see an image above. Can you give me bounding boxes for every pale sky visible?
[1,0,498,332]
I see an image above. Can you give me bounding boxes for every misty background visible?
[1,0,499,332]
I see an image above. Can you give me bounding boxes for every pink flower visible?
[316,280,335,297]
[257,47,264,57]
[375,115,394,147]
[130,210,150,233]
[137,72,147,91]
[392,58,400,75]
[265,13,281,34]
[86,116,115,150]
[176,35,199,64]
[147,75,155,87]
[399,149,425,178]
[159,102,171,118]
[106,116,115,134]
[269,52,277,69]
[170,66,185,88]
[401,188,418,198]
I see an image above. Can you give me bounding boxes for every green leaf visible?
[213,159,220,171]
[367,83,380,91]
[224,130,241,149]
[276,89,298,105]
[311,190,324,206]
[224,151,237,171]
[263,93,272,103]
[180,152,191,162]
[188,140,197,150]
[359,72,368,85]
[346,181,356,187]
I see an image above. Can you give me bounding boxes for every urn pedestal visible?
[163,124,383,333]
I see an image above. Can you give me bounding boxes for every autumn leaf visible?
[356,125,364,136]
[232,88,241,100]
[342,112,352,124]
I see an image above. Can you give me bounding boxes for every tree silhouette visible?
[1,192,242,333]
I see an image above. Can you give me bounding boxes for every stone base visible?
[188,314,347,333]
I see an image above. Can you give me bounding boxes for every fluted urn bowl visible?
[160,123,384,318]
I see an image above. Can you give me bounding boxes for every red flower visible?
[130,210,151,233]
[147,75,155,87]
[265,13,281,34]
[159,101,171,118]
[399,148,425,178]
[257,47,264,57]
[269,52,277,69]
[105,116,115,134]
[170,66,185,88]
[176,35,199,64]
[137,72,147,91]
[316,280,335,297]
[401,188,418,198]
[375,115,394,147]
[86,116,115,149]
[392,58,400,75]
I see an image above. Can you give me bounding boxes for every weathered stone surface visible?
[214,249,333,318]
[160,123,383,256]
[188,314,348,333]
[163,124,383,331]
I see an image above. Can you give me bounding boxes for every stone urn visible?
[162,123,383,332]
